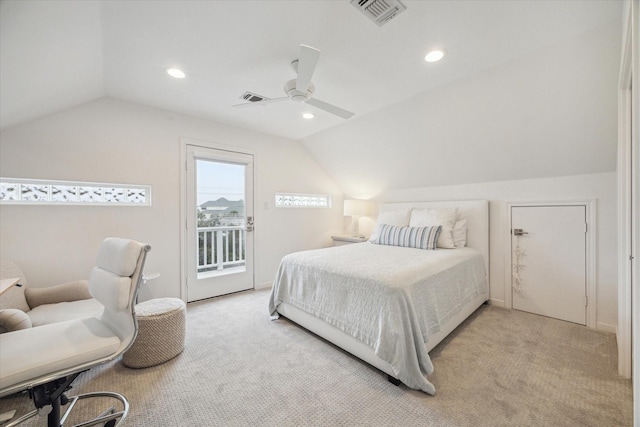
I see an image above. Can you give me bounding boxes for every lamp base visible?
[350,215,361,238]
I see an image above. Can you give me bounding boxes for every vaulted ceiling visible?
[0,0,622,141]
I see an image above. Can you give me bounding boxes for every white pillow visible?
[453,219,467,248]
[409,208,458,248]
[369,208,412,242]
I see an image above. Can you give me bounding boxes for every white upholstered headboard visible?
[379,200,490,279]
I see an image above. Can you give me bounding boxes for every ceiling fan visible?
[233,44,355,119]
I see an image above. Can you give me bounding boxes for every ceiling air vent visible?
[239,91,268,103]
[351,0,406,27]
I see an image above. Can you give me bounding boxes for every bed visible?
[268,200,489,394]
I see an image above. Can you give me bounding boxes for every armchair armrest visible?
[0,309,32,333]
[25,280,92,309]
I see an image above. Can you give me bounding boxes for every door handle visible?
[513,228,528,236]
[246,216,254,232]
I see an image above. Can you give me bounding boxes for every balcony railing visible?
[198,226,246,274]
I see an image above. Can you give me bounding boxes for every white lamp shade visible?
[344,199,373,216]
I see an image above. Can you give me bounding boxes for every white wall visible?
[371,172,618,331]
[0,98,344,299]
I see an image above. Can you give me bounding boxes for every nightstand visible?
[331,235,368,246]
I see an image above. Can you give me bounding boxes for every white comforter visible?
[268,242,487,394]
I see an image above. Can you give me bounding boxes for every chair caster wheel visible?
[104,421,116,427]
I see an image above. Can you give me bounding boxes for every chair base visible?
[4,377,129,427]
[60,391,129,427]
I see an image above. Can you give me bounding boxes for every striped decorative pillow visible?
[375,224,442,250]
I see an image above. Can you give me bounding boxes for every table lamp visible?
[344,199,373,237]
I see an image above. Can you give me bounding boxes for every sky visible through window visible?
[196,160,245,206]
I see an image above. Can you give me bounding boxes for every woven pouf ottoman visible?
[123,297,186,369]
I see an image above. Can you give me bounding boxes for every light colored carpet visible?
[1,288,632,426]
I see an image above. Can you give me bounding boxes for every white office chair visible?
[0,238,151,427]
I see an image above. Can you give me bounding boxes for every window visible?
[274,193,331,208]
[0,178,151,206]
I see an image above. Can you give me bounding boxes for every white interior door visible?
[511,205,586,325]
[186,145,254,302]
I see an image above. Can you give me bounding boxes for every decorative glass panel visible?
[104,187,126,203]
[0,183,18,201]
[21,184,49,201]
[274,193,331,208]
[127,188,146,204]
[79,186,102,202]
[51,185,78,202]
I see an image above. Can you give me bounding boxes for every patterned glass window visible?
[0,178,152,206]
[274,193,331,208]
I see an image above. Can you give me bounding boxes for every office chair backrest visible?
[88,238,151,353]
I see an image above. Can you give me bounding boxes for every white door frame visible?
[504,200,596,329]
[617,0,637,382]
[179,138,256,301]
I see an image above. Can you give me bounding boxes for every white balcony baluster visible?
[197,226,245,274]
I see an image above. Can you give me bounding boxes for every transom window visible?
[274,193,331,208]
[0,178,152,206]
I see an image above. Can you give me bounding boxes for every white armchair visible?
[0,238,151,427]
[0,260,103,333]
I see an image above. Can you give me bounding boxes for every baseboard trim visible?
[255,282,272,290]
[489,298,505,308]
[597,322,617,334]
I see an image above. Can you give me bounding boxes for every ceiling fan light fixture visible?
[285,79,313,102]
[166,67,186,79]
[302,112,315,119]
[232,44,355,120]
[424,50,445,63]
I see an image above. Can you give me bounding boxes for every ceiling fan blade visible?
[232,97,289,108]
[306,98,355,119]
[295,44,320,93]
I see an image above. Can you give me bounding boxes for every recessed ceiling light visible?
[302,112,314,119]
[424,50,445,63]
[166,68,186,79]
